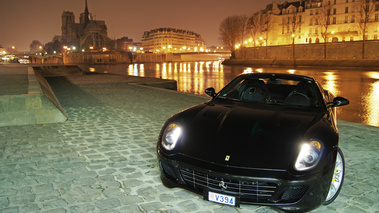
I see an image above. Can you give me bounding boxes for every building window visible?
[334,0,336,4]
[376,4,379,11]
[333,17,336,24]
[374,35,378,40]
[346,0,348,2]
[316,9,319,15]
[299,15,302,22]
[351,15,355,22]
[334,8,337,15]
[345,7,349,13]
[328,9,331,15]
[375,14,379,21]
[310,10,313,15]
[315,28,318,34]
[299,25,302,33]
[310,18,313,25]
[282,27,285,34]
[345,16,348,23]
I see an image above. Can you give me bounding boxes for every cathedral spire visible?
[84,0,90,24]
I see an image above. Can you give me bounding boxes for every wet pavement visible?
[0,65,378,212]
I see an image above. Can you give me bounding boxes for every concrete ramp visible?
[0,66,67,126]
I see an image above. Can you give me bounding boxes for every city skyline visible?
[0,0,273,52]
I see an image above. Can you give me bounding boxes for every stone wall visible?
[64,52,131,64]
[62,52,230,64]
[134,53,230,62]
[0,67,68,126]
[236,40,379,60]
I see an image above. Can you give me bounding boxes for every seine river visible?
[82,61,379,127]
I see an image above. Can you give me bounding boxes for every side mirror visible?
[328,97,349,108]
[205,87,216,97]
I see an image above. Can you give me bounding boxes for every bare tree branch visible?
[219,15,249,55]
[355,0,376,59]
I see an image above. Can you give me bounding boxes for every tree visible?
[355,0,375,59]
[45,36,64,54]
[219,15,249,58]
[247,12,263,59]
[285,6,302,62]
[261,11,272,59]
[318,1,333,59]
[30,40,43,53]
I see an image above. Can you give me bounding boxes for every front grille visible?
[180,167,278,203]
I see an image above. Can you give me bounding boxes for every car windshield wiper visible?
[265,100,285,106]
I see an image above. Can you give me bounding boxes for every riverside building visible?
[245,0,379,47]
[141,28,207,53]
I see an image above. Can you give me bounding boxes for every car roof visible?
[240,73,315,82]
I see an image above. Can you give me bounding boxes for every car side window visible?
[221,79,246,99]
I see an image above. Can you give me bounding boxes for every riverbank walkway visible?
[0,64,378,212]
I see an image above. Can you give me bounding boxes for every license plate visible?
[208,191,236,206]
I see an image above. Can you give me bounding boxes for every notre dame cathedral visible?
[61,0,112,50]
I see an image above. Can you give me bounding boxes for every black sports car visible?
[157,73,349,212]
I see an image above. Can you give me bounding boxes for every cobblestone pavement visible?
[0,75,378,213]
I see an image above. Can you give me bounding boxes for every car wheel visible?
[324,147,345,205]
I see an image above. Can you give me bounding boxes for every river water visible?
[82,61,379,127]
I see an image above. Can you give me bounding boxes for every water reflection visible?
[127,61,226,95]
[85,62,379,127]
[322,71,339,97]
[363,72,379,126]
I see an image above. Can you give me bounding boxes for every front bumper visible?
[158,154,333,212]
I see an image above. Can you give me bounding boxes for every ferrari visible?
[157,73,349,212]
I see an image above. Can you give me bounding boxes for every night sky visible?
[0,0,276,52]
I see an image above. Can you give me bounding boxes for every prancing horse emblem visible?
[225,155,230,161]
[219,180,228,189]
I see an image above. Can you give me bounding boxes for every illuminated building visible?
[61,0,111,50]
[116,37,143,52]
[141,28,206,53]
[246,0,379,46]
[0,46,6,55]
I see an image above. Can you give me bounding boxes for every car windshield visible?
[215,75,323,109]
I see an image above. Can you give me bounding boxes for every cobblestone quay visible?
[0,73,378,212]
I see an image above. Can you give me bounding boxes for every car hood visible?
[176,100,325,171]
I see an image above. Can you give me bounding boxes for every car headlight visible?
[161,123,182,151]
[295,140,323,171]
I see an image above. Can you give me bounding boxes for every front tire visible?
[324,147,345,205]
